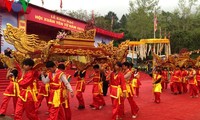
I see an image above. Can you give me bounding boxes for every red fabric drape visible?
[95,27,124,39]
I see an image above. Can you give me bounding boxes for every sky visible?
[30,0,179,18]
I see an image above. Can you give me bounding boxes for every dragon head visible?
[3,23,25,45]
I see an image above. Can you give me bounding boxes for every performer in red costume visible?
[195,67,200,91]
[170,66,182,95]
[14,58,39,120]
[0,68,19,116]
[122,62,139,119]
[153,69,162,103]
[181,67,188,93]
[131,67,141,97]
[104,66,112,82]
[58,63,72,120]
[74,69,86,110]
[57,63,72,82]
[87,64,105,110]
[41,61,74,120]
[35,71,50,114]
[161,68,168,90]
[187,67,198,98]
[110,62,126,120]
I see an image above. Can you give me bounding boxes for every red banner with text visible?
[26,6,86,32]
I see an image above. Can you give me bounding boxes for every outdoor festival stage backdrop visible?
[0,10,17,53]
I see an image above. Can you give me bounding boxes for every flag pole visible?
[60,0,63,12]
[154,7,157,39]
[41,0,44,7]
[154,25,156,39]
[160,27,162,39]
[111,15,114,31]
[92,10,95,24]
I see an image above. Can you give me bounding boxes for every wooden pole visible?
[132,46,134,63]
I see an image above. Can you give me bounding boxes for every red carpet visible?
[0,69,9,92]
[0,72,200,120]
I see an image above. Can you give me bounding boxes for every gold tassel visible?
[148,44,151,56]
[153,44,156,53]
[169,44,171,55]
[132,46,134,63]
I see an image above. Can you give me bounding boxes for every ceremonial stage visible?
[0,72,199,120]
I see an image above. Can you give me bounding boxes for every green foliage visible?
[113,40,119,47]
[61,9,91,21]
[125,0,200,54]
[105,11,119,30]
[58,1,200,54]
[126,0,159,39]
[119,14,127,28]
[95,16,110,30]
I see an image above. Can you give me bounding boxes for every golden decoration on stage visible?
[11,51,27,65]
[64,29,96,40]
[195,56,200,67]
[3,24,47,54]
[0,54,15,68]
[128,38,171,61]
[1,24,130,69]
[1,23,199,70]
[128,38,199,69]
